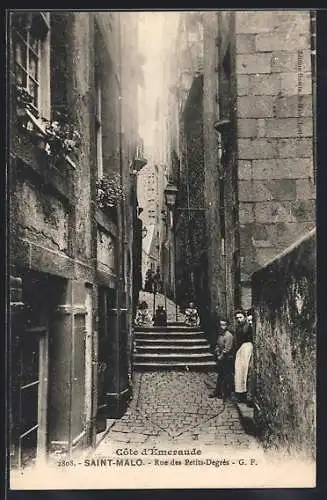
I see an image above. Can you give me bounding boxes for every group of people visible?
[134,301,168,327]
[134,298,254,405]
[209,308,253,405]
[135,298,201,329]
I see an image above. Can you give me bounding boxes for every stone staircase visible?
[133,323,216,371]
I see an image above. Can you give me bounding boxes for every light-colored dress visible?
[135,309,152,327]
[185,307,200,327]
[234,342,253,393]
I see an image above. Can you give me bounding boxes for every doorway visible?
[10,271,55,468]
[96,286,116,430]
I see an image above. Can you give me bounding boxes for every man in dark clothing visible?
[209,318,234,401]
[144,268,153,292]
[153,267,163,294]
[153,305,167,326]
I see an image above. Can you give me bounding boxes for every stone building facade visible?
[167,10,315,324]
[232,10,316,308]
[252,229,316,459]
[9,11,144,468]
[169,13,208,314]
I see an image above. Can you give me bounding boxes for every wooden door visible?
[11,324,48,469]
[96,286,116,429]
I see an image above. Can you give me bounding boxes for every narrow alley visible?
[8,9,317,490]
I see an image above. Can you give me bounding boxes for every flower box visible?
[96,174,125,211]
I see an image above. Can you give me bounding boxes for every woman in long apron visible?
[234,309,253,403]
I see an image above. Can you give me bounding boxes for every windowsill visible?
[95,207,117,237]
[19,109,77,171]
[25,108,47,136]
[63,154,77,170]
[95,203,118,224]
[11,122,73,204]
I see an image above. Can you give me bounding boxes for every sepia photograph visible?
[7,9,316,490]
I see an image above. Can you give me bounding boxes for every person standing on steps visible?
[209,318,234,401]
[153,266,163,294]
[234,309,253,403]
[153,305,167,327]
[134,301,152,327]
[184,301,200,327]
[144,268,154,292]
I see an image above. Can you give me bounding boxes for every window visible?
[12,12,50,118]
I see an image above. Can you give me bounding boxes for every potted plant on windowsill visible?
[43,116,81,169]
[14,84,39,128]
[96,173,125,213]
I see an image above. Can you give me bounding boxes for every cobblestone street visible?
[95,371,259,453]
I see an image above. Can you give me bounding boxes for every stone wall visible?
[203,12,225,320]
[9,11,142,459]
[234,11,315,308]
[14,179,69,253]
[252,228,316,459]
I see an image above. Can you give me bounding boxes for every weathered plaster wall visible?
[67,14,93,261]
[15,180,69,253]
[252,229,316,459]
[97,228,116,275]
[234,11,315,307]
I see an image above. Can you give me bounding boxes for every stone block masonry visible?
[237,72,312,96]
[252,229,316,459]
[235,11,310,36]
[233,11,315,307]
[236,53,272,74]
[237,96,275,118]
[255,32,310,53]
[263,118,313,138]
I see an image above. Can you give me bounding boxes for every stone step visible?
[136,338,208,344]
[133,360,216,371]
[136,344,210,352]
[134,331,204,339]
[134,325,202,333]
[135,337,206,344]
[133,318,215,371]
[134,352,214,360]
[135,351,213,359]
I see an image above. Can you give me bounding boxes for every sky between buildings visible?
[137,11,180,156]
